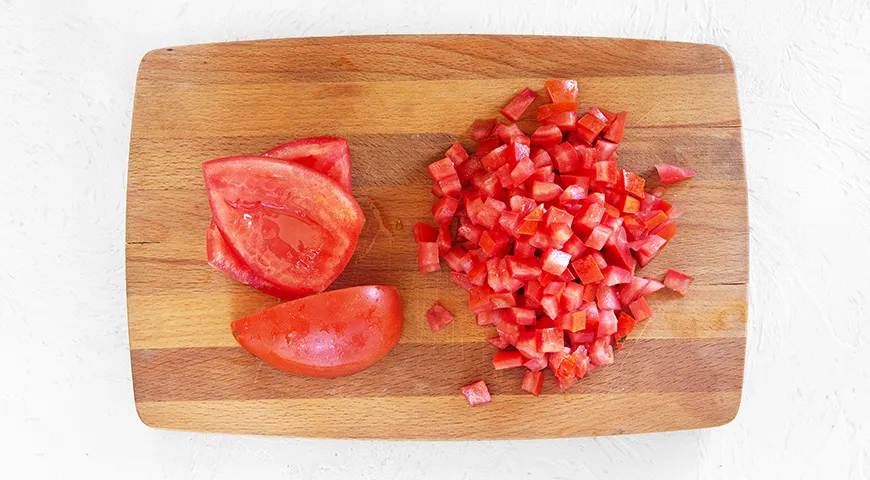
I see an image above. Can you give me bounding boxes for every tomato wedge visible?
[204,157,364,298]
[231,286,403,378]
[206,220,292,298]
[263,136,353,193]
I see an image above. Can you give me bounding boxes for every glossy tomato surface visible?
[203,156,364,298]
[205,220,290,298]
[231,285,404,378]
[263,136,353,192]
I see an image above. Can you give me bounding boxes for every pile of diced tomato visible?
[415,80,695,402]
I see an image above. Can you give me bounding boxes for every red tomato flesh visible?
[501,87,538,122]
[461,380,492,406]
[426,301,455,332]
[263,136,353,193]
[203,157,364,298]
[231,285,403,378]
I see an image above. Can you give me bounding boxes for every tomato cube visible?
[541,295,560,319]
[510,156,536,186]
[588,337,614,367]
[513,238,536,258]
[427,157,458,182]
[450,272,473,290]
[504,256,542,281]
[496,318,521,346]
[460,380,492,406]
[550,142,580,173]
[442,246,466,272]
[413,222,439,243]
[468,285,494,313]
[561,235,587,260]
[521,370,545,397]
[481,144,509,172]
[603,111,627,143]
[531,182,564,203]
[628,296,653,321]
[490,292,517,309]
[544,80,579,103]
[517,220,538,235]
[596,139,619,162]
[530,165,556,183]
[593,160,618,185]
[558,310,587,332]
[541,111,578,131]
[480,229,511,257]
[529,229,552,250]
[548,223,573,249]
[664,269,694,295]
[470,119,497,142]
[530,147,553,167]
[432,195,459,224]
[596,285,621,311]
[601,265,632,286]
[492,350,525,370]
[540,327,565,353]
[497,210,523,237]
[583,224,612,250]
[487,335,509,349]
[572,255,603,284]
[426,302,455,332]
[541,248,571,275]
[495,123,531,146]
[511,307,537,326]
[418,242,440,273]
[524,355,549,371]
[578,113,607,138]
[617,311,637,338]
[597,309,618,337]
[531,125,562,147]
[467,262,488,286]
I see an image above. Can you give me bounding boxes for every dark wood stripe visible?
[139,36,734,85]
[131,338,745,402]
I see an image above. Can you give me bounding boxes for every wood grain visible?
[126,35,747,439]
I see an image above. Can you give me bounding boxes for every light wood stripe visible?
[127,286,746,350]
[135,391,742,439]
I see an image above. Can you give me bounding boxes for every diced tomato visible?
[544,80,579,103]
[413,222,439,243]
[589,106,616,124]
[573,255,604,284]
[530,165,556,183]
[427,157,457,183]
[450,272,473,290]
[655,163,696,184]
[487,335,510,349]
[469,285,495,313]
[517,220,538,235]
[531,125,563,146]
[578,113,607,139]
[521,370,545,396]
[496,123,531,146]
[593,160,618,185]
[601,265,632,286]
[467,262,488,286]
[597,309,618,337]
[537,102,578,122]
[426,302,455,332]
[442,246,465,271]
[480,229,511,256]
[541,111,578,131]
[595,285,621,311]
[418,242,441,273]
[539,327,565,353]
[588,336,614,367]
[617,311,637,338]
[540,248,571,276]
[470,119,497,142]
[513,238,536,258]
[664,269,694,295]
[530,181,564,202]
[603,111,627,143]
[445,141,469,166]
[501,87,538,122]
[595,140,619,162]
[552,142,581,173]
[432,196,459,224]
[461,380,492,406]
[541,295,560,319]
[480,144,508,173]
[558,310,587,332]
[510,156,536,186]
[530,147,553,167]
[524,354,549,371]
[628,296,653,321]
[492,350,525,370]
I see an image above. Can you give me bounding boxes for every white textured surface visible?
[2,0,869,478]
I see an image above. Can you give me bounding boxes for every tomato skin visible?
[231,286,404,378]
[263,136,353,193]
[203,157,364,298]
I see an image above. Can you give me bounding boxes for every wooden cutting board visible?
[126,35,747,439]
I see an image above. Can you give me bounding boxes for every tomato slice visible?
[204,157,365,298]
[263,136,353,193]
[231,285,403,378]
[206,220,290,298]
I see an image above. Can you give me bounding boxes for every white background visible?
[2,0,869,478]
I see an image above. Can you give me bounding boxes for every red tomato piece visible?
[664,269,694,295]
[589,106,616,124]
[521,370,545,396]
[577,113,607,138]
[537,102,578,122]
[504,256,542,281]
[559,310,587,333]
[541,295,561,319]
[541,248,571,276]
[530,181,564,202]
[450,272,474,290]
[573,255,604,284]
[204,157,365,298]
[206,220,289,298]
[531,125,563,146]
[628,296,653,321]
[510,156,536,186]
[516,330,542,358]
[480,144,509,173]
[492,350,525,369]
[541,111,579,131]
[551,142,581,173]
[548,223,574,249]
[595,139,619,162]
[231,285,403,378]
[655,163,696,184]
[426,302,455,332]
[487,335,510,350]
[524,354,549,371]
[510,307,537,326]
[524,203,546,222]
[263,136,353,193]
[597,309,618,337]
[461,380,492,406]
[593,160,618,185]
[561,234,587,260]
[601,265,632,286]
[480,229,511,256]
[596,285,621,311]
[588,336,614,367]
[530,165,556,183]
[540,327,565,353]
[617,311,637,338]
[470,119,497,142]
[437,224,453,256]
[490,291,517,309]
[530,147,553,167]
[427,157,457,182]
[435,174,462,198]
[496,123,531,145]
[544,80,579,103]
[603,111,627,143]
[445,141,469,165]
[583,224,613,250]
[432,196,459,224]
[501,87,538,122]
[418,242,440,273]
[442,246,466,272]
[514,238,536,258]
